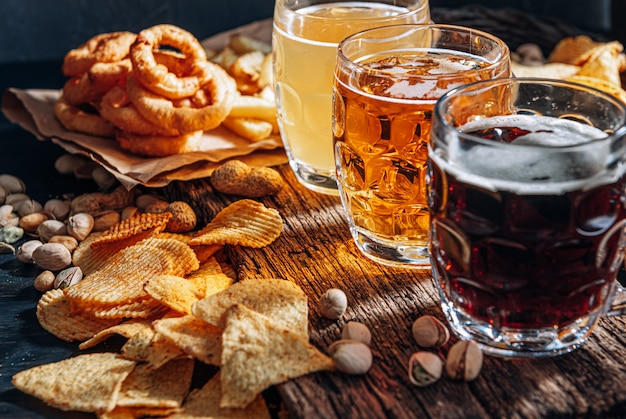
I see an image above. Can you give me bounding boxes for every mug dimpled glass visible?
[333,24,510,268]
[428,78,626,357]
[272,0,431,195]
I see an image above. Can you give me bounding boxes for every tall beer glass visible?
[333,24,510,268]
[273,0,431,195]
[429,78,626,357]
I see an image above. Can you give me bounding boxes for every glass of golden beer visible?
[272,0,431,195]
[333,24,510,268]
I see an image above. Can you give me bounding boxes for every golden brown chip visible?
[121,327,187,369]
[188,199,282,248]
[79,319,152,350]
[168,372,270,419]
[116,358,194,409]
[220,304,334,409]
[89,297,168,319]
[90,212,172,248]
[37,289,120,342]
[99,405,180,419]
[144,274,201,315]
[191,278,308,335]
[575,43,624,86]
[138,236,200,276]
[153,315,223,365]
[187,257,234,298]
[511,62,579,79]
[566,75,626,104]
[190,243,223,263]
[548,35,601,65]
[11,353,136,414]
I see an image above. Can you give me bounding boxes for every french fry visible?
[229,94,276,122]
[222,117,274,142]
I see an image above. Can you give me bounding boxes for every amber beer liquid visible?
[334,47,506,267]
[429,114,626,330]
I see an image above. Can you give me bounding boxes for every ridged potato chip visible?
[144,274,202,315]
[89,297,168,320]
[187,257,234,298]
[188,199,282,248]
[37,289,120,342]
[191,278,308,335]
[11,353,136,414]
[90,212,172,247]
[220,304,334,409]
[79,319,152,350]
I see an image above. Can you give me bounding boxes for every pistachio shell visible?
[54,154,89,175]
[329,339,372,375]
[93,211,121,232]
[1,226,24,244]
[17,199,43,217]
[0,241,15,254]
[341,321,372,346]
[0,185,7,205]
[37,219,68,242]
[54,266,83,289]
[446,340,483,381]
[17,240,43,263]
[19,212,53,233]
[121,206,140,220]
[34,270,56,292]
[412,315,450,348]
[0,174,26,194]
[408,351,443,387]
[5,193,29,208]
[67,213,95,241]
[44,199,71,220]
[0,204,17,228]
[32,243,72,271]
[48,235,79,253]
[320,288,348,320]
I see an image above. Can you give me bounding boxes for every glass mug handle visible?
[607,284,626,316]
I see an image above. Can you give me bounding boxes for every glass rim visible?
[275,0,430,21]
[434,77,626,151]
[336,23,511,83]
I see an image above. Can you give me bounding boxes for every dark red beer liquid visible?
[429,126,626,329]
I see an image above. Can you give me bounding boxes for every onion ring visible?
[54,96,115,137]
[129,24,209,99]
[126,61,237,132]
[62,59,132,106]
[115,130,204,157]
[99,85,180,136]
[62,31,136,77]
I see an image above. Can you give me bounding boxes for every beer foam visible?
[438,114,619,194]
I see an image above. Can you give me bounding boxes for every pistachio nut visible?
[54,266,83,289]
[92,166,118,190]
[0,241,15,254]
[47,235,79,253]
[5,193,29,208]
[408,351,444,387]
[135,194,167,210]
[341,321,372,346]
[446,340,483,381]
[32,243,72,271]
[121,206,140,220]
[93,210,121,232]
[16,239,43,263]
[67,213,95,241]
[0,174,26,194]
[320,288,348,320]
[54,154,89,175]
[0,204,17,228]
[412,315,450,348]
[44,199,71,220]
[18,211,52,233]
[329,339,373,375]
[17,199,43,217]
[0,185,6,205]
[34,270,55,292]
[1,226,24,244]
[37,219,67,242]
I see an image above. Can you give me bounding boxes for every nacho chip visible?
[168,372,270,419]
[144,274,201,315]
[153,315,223,365]
[79,319,152,350]
[116,358,194,409]
[575,43,624,86]
[37,289,120,342]
[188,199,282,248]
[191,278,308,335]
[121,327,187,369]
[11,353,135,414]
[220,304,334,408]
[187,257,234,298]
[90,212,172,248]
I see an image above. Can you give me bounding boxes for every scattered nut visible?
[54,266,83,289]
[54,154,89,176]
[44,199,70,220]
[16,240,43,263]
[1,226,24,243]
[32,243,72,271]
[67,213,95,241]
[211,160,284,197]
[0,174,26,194]
[34,270,56,292]
[91,166,118,190]
[144,199,170,214]
[165,201,197,233]
[121,206,140,220]
[5,193,29,208]
[412,315,450,348]
[37,219,67,242]
[135,194,167,211]
[446,340,483,381]
[93,211,121,232]
[47,235,79,253]
[329,339,373,375]
[19,212,52,233]
[341,321,371,345]
[17,199,43,217]
[320,288,347,319]
[0,241,15,254]
[408,351,444,387]
[0,185,6,205]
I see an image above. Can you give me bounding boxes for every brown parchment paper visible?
[0,18,285,190]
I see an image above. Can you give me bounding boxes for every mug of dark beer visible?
[428,78,626,357]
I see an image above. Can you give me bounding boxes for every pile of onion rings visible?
[54,24,276,157]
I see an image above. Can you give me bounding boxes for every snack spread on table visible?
[6,19,626,419]
[54,24,278,157]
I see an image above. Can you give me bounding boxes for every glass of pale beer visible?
[273,0,431,196]
[333,24,510,268]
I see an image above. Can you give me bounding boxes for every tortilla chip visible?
[116,358,194,409]
[511,62,579,79]
[11,353,135,414]
[188,199,282,248]
[191,278,308,335]
[120,327,187,369]
[37,289,120,342]
[153,315,223,365]
[548,35,601,65]
[575,43,623,86]
[220,304,334,408]
[79,319,152,350]
[566,75,626,104]
[187,257,235,298]
[168,372,270,419]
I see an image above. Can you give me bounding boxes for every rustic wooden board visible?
[171,165,626,419]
